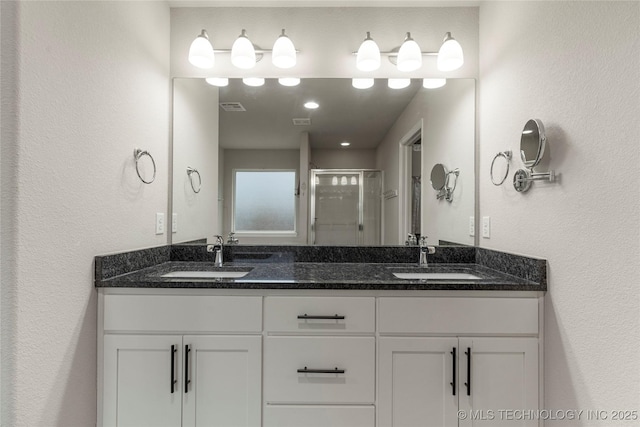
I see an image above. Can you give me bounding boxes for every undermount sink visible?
[392,272,482,280]
[161,271,250,279]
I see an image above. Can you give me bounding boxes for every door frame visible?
[398,120,423,245]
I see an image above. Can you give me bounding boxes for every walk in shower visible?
[309,169,382,245]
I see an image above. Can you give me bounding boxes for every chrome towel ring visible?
[134,148,156,184]
[490,150,512,186]
[187,167,201,193]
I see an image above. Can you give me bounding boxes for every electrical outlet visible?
[172,213,178,234]
[469,216,475,236]
[155,213,165,235]
[482,216,491,238]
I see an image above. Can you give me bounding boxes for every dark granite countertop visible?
[96,257,545,292]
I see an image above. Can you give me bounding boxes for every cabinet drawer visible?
[264,336,375,404]
[103,295,262,332]
[379,297,538,335]
[264,405,374,427]
[264,297,375,333]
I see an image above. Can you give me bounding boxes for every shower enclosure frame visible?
[309,169,383,246]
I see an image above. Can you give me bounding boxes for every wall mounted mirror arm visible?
[513,119,558,192]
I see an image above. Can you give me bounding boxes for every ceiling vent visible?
[292,118,311,126]
[219,102,246,112]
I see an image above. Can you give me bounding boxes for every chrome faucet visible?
[208,235,225,267]
[226,232,239,245]
[418,236,436,266]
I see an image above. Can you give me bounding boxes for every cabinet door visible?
[103,335,182,427]
[458,337,539,427]
[378,337,459,427]
[182,335,262,427]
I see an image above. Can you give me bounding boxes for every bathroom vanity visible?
[95,245,546,427]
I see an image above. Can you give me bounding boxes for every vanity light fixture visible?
[352,78,374,89]
[356,32,381,72]
[304,101,319,109]
[205,77,229,87]
[242,77,265,87]
[397,32,422,72]
[188,30,215,69]
[272,29,297,69]
[423,78,446,89]
[232,29,256,69]
[388,78,410,89]
[437,32,464,72]
[278,77,301,87]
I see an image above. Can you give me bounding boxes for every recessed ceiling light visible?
[304,101,319,109]
[341,141,351,147]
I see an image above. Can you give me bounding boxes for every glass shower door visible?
[310,170,381,246]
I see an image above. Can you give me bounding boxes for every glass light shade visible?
[397,32,422,72]
[331,176,338,186]
[423,78,446,89]
[205,77,229,87]
[350,176,357,185]
[356,32,381,72]
[272,29,297,69]
[231,29,256,69]
[388,78,410,89]
[278,77,300,86]
[341,176,348,186]
[352,78,374,89]
[188,30,215,69]
[437,32,464,71]
[242,77,265,87]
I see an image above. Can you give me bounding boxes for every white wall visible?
[222,149,305,244]
[311,148,377,170]
[172,78,219,243]
[479,1,639,422]
[170,6,479,79]
[0,1,170,426]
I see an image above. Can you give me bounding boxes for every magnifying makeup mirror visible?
[513,119,556,192]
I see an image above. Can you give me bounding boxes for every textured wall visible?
[0,1,170,425]
[479,1,640,423]
[172,78,220,243]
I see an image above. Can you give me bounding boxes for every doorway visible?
[398,121,423,244]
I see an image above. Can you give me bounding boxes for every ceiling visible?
[218,78,422,150]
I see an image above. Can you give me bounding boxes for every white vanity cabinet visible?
[98,291,542,427]
[263,296,376,427]
[99,294,263,427]
[377,297,541,427]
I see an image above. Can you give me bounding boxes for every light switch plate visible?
[482,216,491,238]
[469,216,475,236]
[156,213,165,235]
[172,213,178,234]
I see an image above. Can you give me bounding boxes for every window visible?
[233,170,296,234]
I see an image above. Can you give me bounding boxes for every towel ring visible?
[187,167,201,193]
[490,150,512,186]
[134,148,156,184]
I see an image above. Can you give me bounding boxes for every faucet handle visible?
[419,236,428,246]
[213,235,224,245]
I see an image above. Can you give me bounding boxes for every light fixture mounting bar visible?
[351,50,437,66]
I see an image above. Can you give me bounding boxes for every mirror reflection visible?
[520,118,546,169]
[171,78,475,247]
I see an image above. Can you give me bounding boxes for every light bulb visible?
[272,29,297,69]
[242,77,265,87]
[423,78,446,89]
[205,77,229,87]
[232,29,256,69]
[388,78,410,89]
[437,32,464,71]
[352,78,374,89]
[397,32,422,72]
[356,32,381,72]
[188,30,215,69]
[304,101,319,109]
[278,77,300,87]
